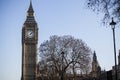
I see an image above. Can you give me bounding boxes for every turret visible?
[93,51,97,62]
[91,51,101,78]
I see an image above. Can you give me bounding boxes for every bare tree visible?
[86,0,120,24]
[39,35,92,80]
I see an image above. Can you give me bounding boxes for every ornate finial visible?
[30,0,33,6]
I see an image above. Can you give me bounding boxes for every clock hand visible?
[30,32,32,35]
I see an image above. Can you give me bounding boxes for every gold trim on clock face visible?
[26,30,34,38]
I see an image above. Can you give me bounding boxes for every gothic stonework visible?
[90,51,101,79]
[21,1,38,80]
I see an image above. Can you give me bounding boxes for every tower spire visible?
[24,0,36,24]
[93,51,97,62]
[91,51,101,78]
[27,0,34,16]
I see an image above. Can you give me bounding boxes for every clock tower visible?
[21,1,38,80]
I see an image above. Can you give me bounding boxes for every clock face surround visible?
[26,30,34,38]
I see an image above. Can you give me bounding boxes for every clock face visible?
[26,30,34,38]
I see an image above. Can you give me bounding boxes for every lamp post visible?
[61,51,64,80]
[109,17,117,80]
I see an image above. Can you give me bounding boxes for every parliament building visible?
[21,1,120,80]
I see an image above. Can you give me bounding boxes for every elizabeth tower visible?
[21,1,38,80]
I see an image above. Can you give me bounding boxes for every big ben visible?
[21,1,38,80]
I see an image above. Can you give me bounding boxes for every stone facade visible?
[90,51,101,79]
[21,1,120,80]
[21,1,38,80]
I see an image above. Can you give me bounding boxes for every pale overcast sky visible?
[0,0,120,80]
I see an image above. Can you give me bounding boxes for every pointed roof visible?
[27,0,34,13]
[93,51,97,62]
[24,0,36,24]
